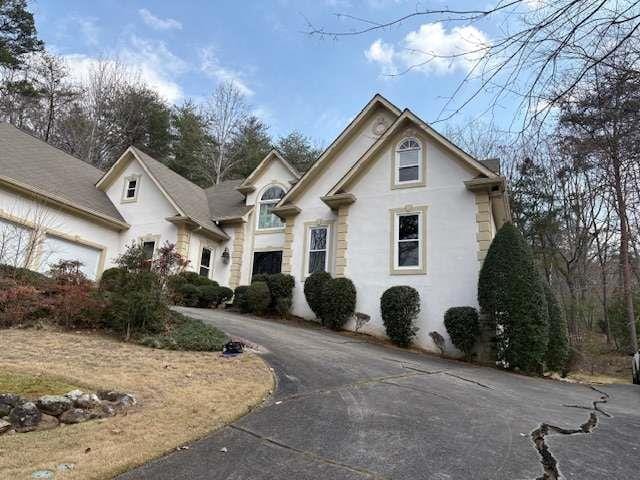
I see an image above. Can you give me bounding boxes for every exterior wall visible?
[288,107,397,318]
[104,158,179,255]
[185,229,232,286]
[0,186,121,277]
[341,134,481,352]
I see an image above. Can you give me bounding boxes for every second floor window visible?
[257,185,285,230]
[395,138,422,184]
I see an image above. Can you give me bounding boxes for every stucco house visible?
[0,94,510,351]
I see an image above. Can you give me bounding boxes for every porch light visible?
[221,247,230,264]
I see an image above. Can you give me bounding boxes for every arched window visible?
[257,185,285,230]
[395,138,422,184]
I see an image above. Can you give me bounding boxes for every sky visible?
[31,0,526,146]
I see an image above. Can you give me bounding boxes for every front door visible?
[252,250,282,276]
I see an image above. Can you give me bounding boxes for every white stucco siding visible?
[104,158,179,254]
[343,137,482,352]
[184,229,233,286]
[0,186,121,275]
[245,159,297,208]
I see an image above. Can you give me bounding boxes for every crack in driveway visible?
[530,386,611,480]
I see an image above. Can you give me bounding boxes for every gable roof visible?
[205,179,252,222]
[237,149,300,195]
[97,147,228,240]
[0,122,128,229]
[326,109,499,197]
[275,94,402,209]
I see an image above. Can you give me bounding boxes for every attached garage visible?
[39,235,103,280]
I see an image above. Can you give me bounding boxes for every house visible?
[0,94,510,351]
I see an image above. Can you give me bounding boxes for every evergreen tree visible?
[478,223,549,373]
[0,0,43,69]
[276,131,321,172]
[228,116,272,178]
[543,283,569,373]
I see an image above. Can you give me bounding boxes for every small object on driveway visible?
[223,341,244,356]
[220,447,228,453]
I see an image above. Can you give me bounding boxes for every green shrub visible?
[197,284,220,308]
[264,273,295,317]
[380,286,420,347]
[178,283,201,307]
[247,281,270,315]
[478,223,549,373]
[444,306,480,360]
[251,273,269,284]
[139,313,227,351]
[0,263,51,288]
[233,286,250,312]
[304,271,332,321]
[216,286,234,307]
[99,267,128,292]
[543,285,569,372]
[608,292,640,353]
[321,277,356,330]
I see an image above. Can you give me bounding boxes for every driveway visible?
[119,308,640,480]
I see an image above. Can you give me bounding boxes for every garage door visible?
[40,235,102,280]
[0,217,32,267]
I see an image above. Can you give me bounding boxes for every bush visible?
[139,313,227,351]
[543,285,569,372]
[380,286,420,347]
[478,223,549,373]
[304,271,332,321]
[233,286,250,312]
[100,267,128,292]
[0,263,51,288]
[608,292,640,353]
[0,284,49,327]
[264,273,295,317]
[178,283,201,307]
[247,281,270,315]
[216,286,234,307]
[321,277,357,330]
[167,271,223,308]
[197,284,220,308]
[444,306,480,361]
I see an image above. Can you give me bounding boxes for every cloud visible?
[138,8,182,30]
[63,36,187,103]
[365,22,490,76]
[73,17,100,46]
[199,47,254,96]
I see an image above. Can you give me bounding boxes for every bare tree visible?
[203,81,248,184]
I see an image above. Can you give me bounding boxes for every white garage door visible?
[40,235,101,280]
[0,217,33,267]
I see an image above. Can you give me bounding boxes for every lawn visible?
[0,327,273,480]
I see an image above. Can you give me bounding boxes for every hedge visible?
[444,306,480,360]
[380,286,420,347]
[139,312,228,351]
[304,271,332,321]
[233,286,250,313]
[247,281,270,315]
[320,277,356,330]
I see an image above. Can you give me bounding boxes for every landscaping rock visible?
[64,389,84,402]
[59,408,96,424]
[99,402,116,417]
[97,390,136,406]
[37,395,73,416]
[33,414,59,431]
[9,402,42,432]
[0,418,11,435]
[0,403,11,417]
[0,393,22,408]
[74,393,100,409]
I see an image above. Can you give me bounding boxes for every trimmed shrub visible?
[139,313,228,351]
[444,306,480,361]
[478,223,549,373]
[100,267,128,292]
[247,281,270,315]
[233,286,250,313]
[543,285,569,372]
[304,271,332,321]
[321,277,357,330]
[264,273,295,317]
[178,283,201,307]
[380,286,420,347]
[216,286,234,307]
[197,284,220,308]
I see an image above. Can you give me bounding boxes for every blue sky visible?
[32,0,521,145]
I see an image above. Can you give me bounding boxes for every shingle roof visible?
[130,147,229,239]
[0,123,126,225]
[204,179,252,221]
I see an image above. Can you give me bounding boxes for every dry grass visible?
[0,328,273,480]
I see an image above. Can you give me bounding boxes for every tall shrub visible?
[320,277,357,330]
[380,286,420,347]
[543,284,569,372]
[247,281,270,315]
[233,286,250,313]
[444,306,480,360]
[478,223,549,373]
[304,271,332,322]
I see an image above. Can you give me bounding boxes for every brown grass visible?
[0,328,273,480]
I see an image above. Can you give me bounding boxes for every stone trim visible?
[281,218,295,274]
[335,205,350,277]
[475,192,492,262]
[229,223,245,289]
[175,223,191,260]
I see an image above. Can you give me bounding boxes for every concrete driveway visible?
[119,308,640,480]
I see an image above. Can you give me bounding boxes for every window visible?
[252,251,282,275]
[122,175,140,202]
[395,138,422,185]
[257,185,285,230]
[391,206,427,274]
[307,226,329,275]
[199,247,212,277]
[142,241,156,260]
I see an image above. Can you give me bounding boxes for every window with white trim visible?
[393,211,423,271]
[122,175,140,202]
[395,138,422,184]
[257,185,285,230]
[142,240,156,260]
[307,225,329,275]
[199,247,213,277]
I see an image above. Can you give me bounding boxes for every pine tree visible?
[478,223,549,373]
[543,283,569,373]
